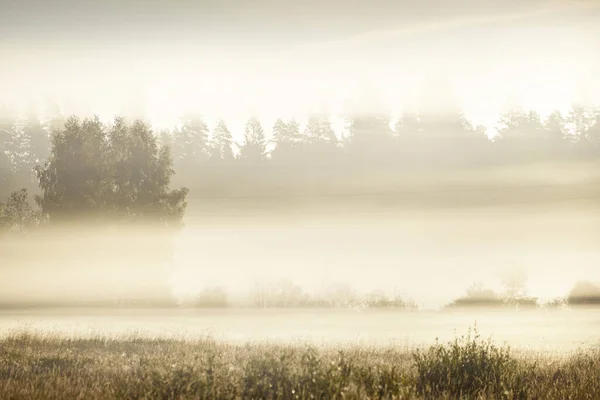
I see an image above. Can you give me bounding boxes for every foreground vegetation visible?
[1,328,598,399]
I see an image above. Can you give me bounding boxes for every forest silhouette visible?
[2,101,600,210]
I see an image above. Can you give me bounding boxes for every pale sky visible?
[1,0,599,138]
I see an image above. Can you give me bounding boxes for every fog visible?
[3,164,600,310]
[2,308,599,353]
[2,0,600,131]
[175,204,600,309]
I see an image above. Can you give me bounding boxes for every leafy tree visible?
[105,116,131,215]
[35,116,107,221]
[240,116,268,162]
[121,120,188,225]
[35,116,188,228]
[210,119,234,161]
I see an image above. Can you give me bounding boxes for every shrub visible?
[194,287,229,308]
[412,326,520,398]
[567,281,600,305]
[542,297,568,309]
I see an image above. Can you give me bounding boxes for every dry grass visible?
[0,328,599,399]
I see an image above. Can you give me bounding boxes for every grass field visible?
[1,327,599,399]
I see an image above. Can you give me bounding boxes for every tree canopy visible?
[35,116,188,228]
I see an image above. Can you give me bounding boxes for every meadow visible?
[1,326,599,400]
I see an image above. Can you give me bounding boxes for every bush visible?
[542,297,568,309]
[568,281,600,305]
[412,326,520,398]
[194,287,229,308]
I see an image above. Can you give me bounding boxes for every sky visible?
[1,0,600,137]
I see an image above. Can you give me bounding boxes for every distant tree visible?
[35,115,188,227]
[105,116,132,215]
[304,113,338,165]
[542,111,568,156]
[347,114,393,140]
[499,269,537,307]
[497,109,544,140]
[193,286,229,308]
[305,113,337,147]
[347,114,393,145]
[210,119,234,162]
[271,118,302,161]
[445,282,503,308]
[173,114,210,169]
[495,109,545,162]
[35,116,106,220]
[121,120,188,225]
[344,113,396,165]
[239,116,268,162]
[567,104,595,143]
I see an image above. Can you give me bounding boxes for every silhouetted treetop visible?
[35,116,188,228]
[211,119,234,162]
[173,113,211,169]
[240,116,268,162]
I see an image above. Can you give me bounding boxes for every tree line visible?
[1,102,600,230]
